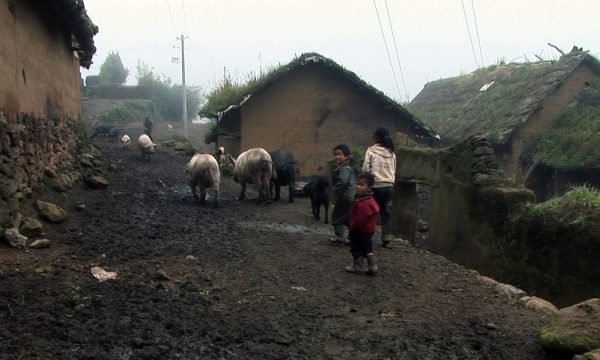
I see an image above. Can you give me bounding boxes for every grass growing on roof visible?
[200,52,407,117]
[532,80,600,170]
[410,54,590,144]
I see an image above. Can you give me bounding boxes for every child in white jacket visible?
[362,127,396,248]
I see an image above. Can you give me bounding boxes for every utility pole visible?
[177,34,188,138]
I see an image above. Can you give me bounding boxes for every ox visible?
[269,148,297,203]
[185,153,220,207]
[233,148,275,204]
[137,134,156,161]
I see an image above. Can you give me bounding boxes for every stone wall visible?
[0,112,82,227]
[394,136,534,272]
[394,136,600,305]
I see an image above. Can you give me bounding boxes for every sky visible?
[80,0,600,104]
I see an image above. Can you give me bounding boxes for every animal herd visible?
[91,123,330,222]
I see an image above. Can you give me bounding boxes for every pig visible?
[269,148,297,203]
[303,175,330,224]
[233,148,275,204]
[185,153,220,207]
[120,134,130,150]
[137,134,156,161]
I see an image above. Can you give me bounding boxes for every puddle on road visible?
[236,221,330,236]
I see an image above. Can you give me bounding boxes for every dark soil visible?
[0,128,554,359]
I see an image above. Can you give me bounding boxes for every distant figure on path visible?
[143,115,155,141]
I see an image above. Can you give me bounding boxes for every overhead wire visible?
[383,0,410,102]
[460,0,479,68]
[373,0,404,102]
[470,0,484,66]
[165,0,178,38]
[181,0,189,36]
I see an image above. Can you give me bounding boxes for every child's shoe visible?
[345,257,364,273]
[382,234,393,248]
[329,237,350,245]
[366,253,378,275]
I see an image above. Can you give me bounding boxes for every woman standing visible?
[362,127,396,248]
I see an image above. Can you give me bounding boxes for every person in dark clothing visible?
[329,144,356,245]
[143,115,155,141]
[345,172,380,274]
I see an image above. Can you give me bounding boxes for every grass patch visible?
[531,83,600,170]
[530,184,600,226]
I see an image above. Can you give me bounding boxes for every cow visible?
[185,153,220,207]
[89,123,114,140]
[107,127,120,142]
[137,134,156,161]
[120,134,131,150]
[303,175,330,224]
[269,148,297,203]
[232,148,275,204]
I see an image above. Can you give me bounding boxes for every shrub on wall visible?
[96,100,160,125]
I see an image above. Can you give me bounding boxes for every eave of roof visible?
[30,0,98,68]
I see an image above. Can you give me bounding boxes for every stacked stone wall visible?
[0,111,80,227]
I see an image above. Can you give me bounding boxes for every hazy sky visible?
[80,0,600,104]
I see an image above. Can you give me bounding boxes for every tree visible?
[98,51,129,85]
[136,61,202,122]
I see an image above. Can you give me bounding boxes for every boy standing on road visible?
[345,172,380,275]
[329,144,355,245]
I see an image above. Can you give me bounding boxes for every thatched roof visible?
[202,52,438,141]
[409,48,600,145]
[529,79,600,170]
[28,0,98,68]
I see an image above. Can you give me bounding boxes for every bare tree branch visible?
[547,43,565,56]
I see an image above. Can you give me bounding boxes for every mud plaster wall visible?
[0,1,82,227]
[236,65,418,176]
[500,65,599,179]
[394,139,534,273]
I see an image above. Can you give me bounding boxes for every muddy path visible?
[0,130,553,359]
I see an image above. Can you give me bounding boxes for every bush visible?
[136,61,202,123]
[96,100,159,125]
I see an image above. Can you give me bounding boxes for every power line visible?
[373,0,403,102]
[383,0,410,101]
[460,0,479,68]
[181,0,189,36]
[470,0,484,66]
[165,0,177,38]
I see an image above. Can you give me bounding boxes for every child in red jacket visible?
[345,172,380,275]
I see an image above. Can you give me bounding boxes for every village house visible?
[205,53,438,175]
[0,0,97,228]
[409,48,600,200]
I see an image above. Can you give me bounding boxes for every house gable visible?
[234,63,426,175]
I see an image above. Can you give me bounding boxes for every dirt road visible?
[0,130,553,359]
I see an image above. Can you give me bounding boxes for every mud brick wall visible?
[0,1,83,227]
